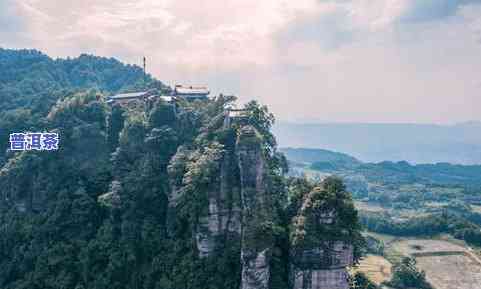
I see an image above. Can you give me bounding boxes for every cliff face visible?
[188,123,274,289]
[236,126,273,289]
[195,149,242,257]
[1,105,359,289]
[289,185,357,289]
[174,117,358,289]
[0,54,363,289]
[170,118,277,288]
[290,242,353,289]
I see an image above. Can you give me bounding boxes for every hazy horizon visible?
[277,119,481,126]
[273,121,481,165]
[2,0,481,124]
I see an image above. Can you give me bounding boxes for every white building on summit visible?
[173,84,210,100]
[106,91,153,105]
[107,84,210,106]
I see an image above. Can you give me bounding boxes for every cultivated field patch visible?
[355,201,387,213]
[416,254,481,289]
[392,239,466,256]
[354,255,392,285]
[388,239,481,289]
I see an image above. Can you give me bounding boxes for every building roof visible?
[228,109,249,118]
[174,85,209,97]
[109,91,150,100]
[159,96,175,102]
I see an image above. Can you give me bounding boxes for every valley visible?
[283,147,481,288]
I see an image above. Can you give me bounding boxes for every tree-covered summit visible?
[0,50,364,289]
[0,48,167,166]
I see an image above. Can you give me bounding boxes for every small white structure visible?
[223,109,249,128]
[107,84,210,106]
[173,84,209,100]
[107,91,152,105]
[107,90,176,108]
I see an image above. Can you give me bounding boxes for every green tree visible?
[107,104,126,151]
[351,272,378,289]
[388,257,433,289]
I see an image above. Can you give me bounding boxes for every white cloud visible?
[2,0,481,124]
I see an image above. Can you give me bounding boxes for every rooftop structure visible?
[173,85,209,100]
[159,95,175,103]
[107,90,176,109]
[227,109,249,118]
[107,91,152,105]
[223,108,249,128]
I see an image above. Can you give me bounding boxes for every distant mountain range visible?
[280,147,360,167]
[274,122,481,165]
[281,147,481,193]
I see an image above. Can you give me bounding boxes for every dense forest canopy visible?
[0,48,167,166]
[0,49,365,289]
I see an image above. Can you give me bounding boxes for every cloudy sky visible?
[1,0,481,124]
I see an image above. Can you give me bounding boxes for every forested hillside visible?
[284,148,481,247]
[0,50,365,289]
[280,148,361,168]
[0,48,167,166]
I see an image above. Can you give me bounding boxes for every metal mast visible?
[143,56,146,83]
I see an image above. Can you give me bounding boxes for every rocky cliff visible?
[237,126,274,289]
[194,144,242,258]
[0,92,362,289]
[289,184,360,289]
[171,111,360,289]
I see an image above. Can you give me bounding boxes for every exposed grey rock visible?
[196,149,242,258]
[98,180,122,209]
[237,125,273,289]
[170,123,356,289]
[289,185,354,289]
[292,268,350,289]
[290,240,353,289]
[241,249,270,289]
[290,241,353,289]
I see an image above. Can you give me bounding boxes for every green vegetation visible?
[386,257,433,289]
[0,48,167,166]
[361,212,481,247]
[280,148,360,168]
[285,148,481,287]
[289,177,365,263]
[350,272,379,289]
[4,47,473,289]
[285,148,481,249]
[0,49,364,289]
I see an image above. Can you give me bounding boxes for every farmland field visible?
[354,255,392,285]
[385,238,481,289]
[354,201,387,213]
[391,239,467,255]
[416,254,481,289]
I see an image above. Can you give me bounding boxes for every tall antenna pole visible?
[143,56,146,84]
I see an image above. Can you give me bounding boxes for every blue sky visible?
[1,0,481,124]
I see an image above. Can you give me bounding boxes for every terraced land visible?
[389,239,481,289]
